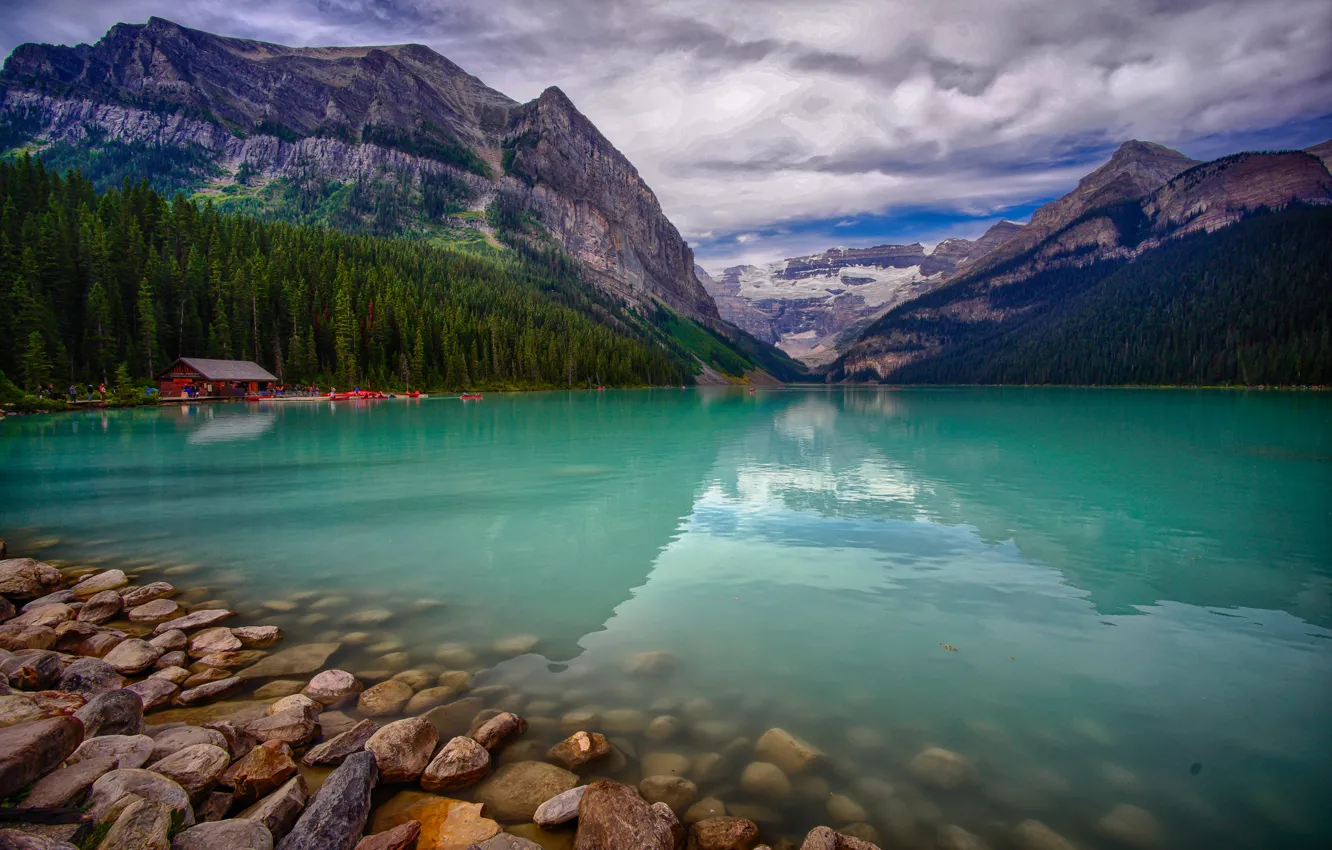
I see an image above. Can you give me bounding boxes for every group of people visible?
[37,383,109,402]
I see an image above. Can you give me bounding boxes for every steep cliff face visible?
[833,142,1332,382]
[698,239,986,365]
[504,87,721,324]
[0,18,722,326]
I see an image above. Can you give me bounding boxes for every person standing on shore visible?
[68,384,76,402]
[98,383,106,402]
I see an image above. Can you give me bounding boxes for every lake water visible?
[3,388,1330,849]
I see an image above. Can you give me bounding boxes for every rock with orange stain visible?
[370,790,501,850]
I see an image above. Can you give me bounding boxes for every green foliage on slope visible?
[0,154,696,391]
[836,206,1332,386]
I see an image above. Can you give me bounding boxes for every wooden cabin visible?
[157,357,277,398]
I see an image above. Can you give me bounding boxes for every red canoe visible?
[460,393,483,400]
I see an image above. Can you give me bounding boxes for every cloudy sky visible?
[3,0,1330,271]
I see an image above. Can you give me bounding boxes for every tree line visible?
[0,154,696,393]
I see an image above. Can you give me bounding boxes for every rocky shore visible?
[1,544,1162,850]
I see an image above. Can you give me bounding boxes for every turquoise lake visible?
[2,388,1330,849]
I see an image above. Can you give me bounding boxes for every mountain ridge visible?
[831,139,1332,383]
[0,18,728,331]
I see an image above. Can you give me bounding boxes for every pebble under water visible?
[2,387,1330,849]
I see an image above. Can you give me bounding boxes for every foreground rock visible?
[357,679,414,716]
[639,774,698,815]
[302,670,362,707]
[575,780,679,850]
[17,755,116,808]
[85,768,196,826]
[149,726,228,763]
[276,750,377,850]
[0,558,64,599]
[72,569,128,598]
[155,609,235,636]
[70,734,155,769]
[471,712,527,751]
[533,785,586,827]
[176,677,243,706]
[171,819,275,850]
[101,798,173,850]
[239,643,340,680]
[232,741,300,803]
[148,743,231,799]
[799,826,883,850]
[355,821,420,850]
[421,735,491,791]
[548,731,610,770]
[0,716,85,798]
[238,775,308,842]
[475,761,579,822]
[1096,804,1162,848]
[691,816,761,850]
[75,689,144,737]
[301,719,378,767]
[370,790,500,848]
[1012,820,1077,850]
[755,728,821,775]
[366,717,438,783]
[908,747,976,790]
[246,707,320,747]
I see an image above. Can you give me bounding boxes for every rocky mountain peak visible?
[1,19,724,327]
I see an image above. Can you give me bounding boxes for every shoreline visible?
[5,381,1328,420]
[0,535,1125,850]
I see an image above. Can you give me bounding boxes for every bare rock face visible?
[505,87,722,325]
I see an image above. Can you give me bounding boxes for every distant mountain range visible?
[706,138,1332,378]
[699,222,1022,364]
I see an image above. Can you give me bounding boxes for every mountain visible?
[698,237,1006,365]
[0,17,724,329]
[831,140,1332,385]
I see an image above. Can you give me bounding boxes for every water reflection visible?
[186,409,278,444]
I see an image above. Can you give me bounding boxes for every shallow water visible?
[3,388,1331,848]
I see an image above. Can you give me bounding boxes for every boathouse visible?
[156,357,277,398]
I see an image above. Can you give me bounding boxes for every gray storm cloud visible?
[2,0,1328,260]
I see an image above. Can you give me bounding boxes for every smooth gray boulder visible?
[275,750,378,850]
[69,734,155,769]
[238,775,308,842]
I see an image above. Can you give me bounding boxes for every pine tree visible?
[21,330,50,391]
[136,276,158,378]
[85,280,114,381]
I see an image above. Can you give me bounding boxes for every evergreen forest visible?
[0,154,785,393]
